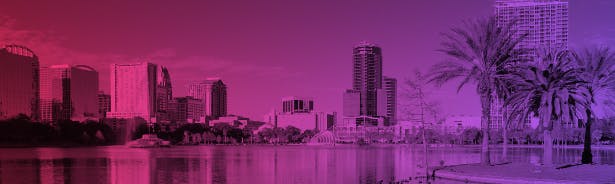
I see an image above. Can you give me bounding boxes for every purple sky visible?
[1,0,614,120]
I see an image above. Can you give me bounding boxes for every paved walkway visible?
[433,163,615,184]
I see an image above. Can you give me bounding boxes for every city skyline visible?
[0,1,615,183]
[0,1,614,120]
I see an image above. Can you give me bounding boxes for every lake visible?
[0,145,613,184]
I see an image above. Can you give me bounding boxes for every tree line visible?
[134,122,319,145]
[0,114,115,147]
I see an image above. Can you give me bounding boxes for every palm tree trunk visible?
[543,129,553,166]
[480,92,492,165]
[582,109,593,164]
[503,129,508,162]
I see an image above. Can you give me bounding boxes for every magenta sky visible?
[1,0,614,120]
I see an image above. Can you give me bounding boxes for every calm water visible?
[0,145,613,184]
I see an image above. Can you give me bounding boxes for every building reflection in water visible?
[0,146,613,184]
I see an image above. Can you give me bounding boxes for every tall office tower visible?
[353,41,383,116]
[40,65,99,123]
[345,41,386,126]
[155,67,173,122]
[109,62,171,122]
[495,0,569,56]
[383,76,397,126]
[0,45,39,120]
[188,78,227,121]
[98,91,111,118]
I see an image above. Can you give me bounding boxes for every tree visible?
[461,128,481,144]
[572,46,615,164]
[429,16,527,165]
[257,128,275,143]
[505,48,589,166]
[285,126,302,143]
[212,123,233,143]
[301,129,318,143]
[133,123,150,140]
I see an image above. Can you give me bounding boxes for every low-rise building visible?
[264,96,336,132]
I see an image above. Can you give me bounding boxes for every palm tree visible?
[505,48,589,166]
[572,46,615,164]
[429,16,527,165]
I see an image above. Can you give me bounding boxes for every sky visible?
[1,0,615,120]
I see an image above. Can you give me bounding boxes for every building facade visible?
[40,65,99,123]
[383,76,397,126]
[98,91,111,118]
[342,89,361,117]
[188,78,227,121]
[282,96,313,114]
[170,96,204,123]
[495,0,569,53]
[108,62,171,122]
[264,97,335,132]
[0,45,39,120]
[155,67,173,122]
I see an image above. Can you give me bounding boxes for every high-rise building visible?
[40,65,99,123]
[494,0,568,129]
[352,41,382,118]
[0,45,39,120]
[108,62,172,122]
[343,41,394,126]
[155,67,173,122]
[98,91,111,118]
[383,76,397,126]
[188,78,227,121]
[495,0,569,56]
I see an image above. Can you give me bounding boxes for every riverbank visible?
[500,144,615,150]
[433,163,615,183]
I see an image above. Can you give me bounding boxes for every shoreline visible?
[432,163,615,184]
[2,142,615,149]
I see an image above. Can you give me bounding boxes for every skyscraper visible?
[383,76,397,126]
[188,78,227,121]
[343,41,393,126]
[40,65,99,123]
[0,45,39,120]
[494,0,568,129]
[353,42,383,119]
[108,62,172,122]
[495,0,569,54]
[155,67,173,122]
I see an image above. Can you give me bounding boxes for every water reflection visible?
[0,145,612,184]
